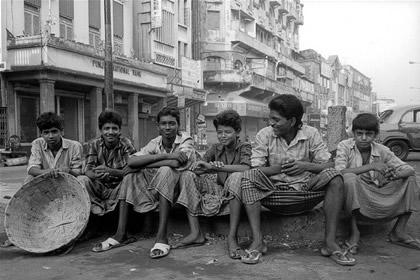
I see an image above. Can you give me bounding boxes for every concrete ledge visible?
[130,206,392,243]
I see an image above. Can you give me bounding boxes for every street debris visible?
[206,259,218,265]
[409,264,420,271]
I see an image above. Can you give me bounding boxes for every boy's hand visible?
[209,161,224,169]
[94,165,112,179]
[370,162,388,173]
[172,151,188,164]
[42,169,60,178]
[58,167,70,174]
[123,166,140,176]
[190,160,213,172]
[281,160,308,176]
[384,167,398,180]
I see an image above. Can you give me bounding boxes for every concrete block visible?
[327,106,348,152]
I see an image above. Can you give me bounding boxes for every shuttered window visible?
[113,1,123,38]
[24,0,41,8]
[154,10,175,46]
[59,0,74,19]
[24,4,40,36]
[89,0,101,29]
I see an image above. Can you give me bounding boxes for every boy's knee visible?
[77,175,90,185]
[343,173,357,182]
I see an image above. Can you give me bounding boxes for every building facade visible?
[133,0,207,140]
[299,49,373,128]
[0,0,206,150]
[192,0,312,144]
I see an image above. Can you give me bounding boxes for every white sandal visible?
[92,237,121,252]
[150,242,170,259]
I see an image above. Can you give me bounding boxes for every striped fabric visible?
[240,168,341,215]
[177,172,233,217]
[118,166,180,213]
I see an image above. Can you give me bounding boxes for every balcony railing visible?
[278,0,289,14]
[269,1,281,8]
[231,31,278,59]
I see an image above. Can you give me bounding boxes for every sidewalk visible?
[1,165,420,280]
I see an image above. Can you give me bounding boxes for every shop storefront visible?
[3,36,169,150]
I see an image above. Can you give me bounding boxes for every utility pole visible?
[104,0,114,110]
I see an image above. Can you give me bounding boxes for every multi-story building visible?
[133,0,207,140]
[298,49,331,128]
[192,0,311,144]
[344,65,372,115]
[299,50,373,128]
[0,0,205,150]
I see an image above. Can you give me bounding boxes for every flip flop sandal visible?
[171,238,208,249]
[321,248,356,266]
[344,240,359,255]
[150,242,171,259]
[241,249,263,265]
[92,237,137,253]
[388,237,420,250]
[229,247,244,260]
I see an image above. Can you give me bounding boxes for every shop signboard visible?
[151,0,162,28]
[181,57,203,89]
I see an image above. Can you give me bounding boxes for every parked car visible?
[378,105,420,160]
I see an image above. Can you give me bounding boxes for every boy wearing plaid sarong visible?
[231,94,355,266]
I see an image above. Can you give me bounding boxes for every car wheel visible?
[386,140,409,160]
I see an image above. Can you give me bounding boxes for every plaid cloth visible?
[240,168,341,215]
[118,166,180,213]
[177,172,236,217]
[77,175,121,216]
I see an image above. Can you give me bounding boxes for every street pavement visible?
[1,154,420,280]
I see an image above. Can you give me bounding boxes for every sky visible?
[299,0,420,105]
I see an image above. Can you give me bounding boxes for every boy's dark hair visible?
[352,113,379,134]
[98,110,122,129]
[268,94,304,129]
[157,106,180,125]
[213,109,242,132]
[36,112,64,132]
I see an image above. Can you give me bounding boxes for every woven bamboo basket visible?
[4,172,90,253]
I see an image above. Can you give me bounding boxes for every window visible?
[415,110,420,122]
[59,17,74,40]
[113,1,124,55]
[184,43,188,57]
[24,4,40,36]
[401,110,414,123]
[207,11,220,30]
[114,37,124,56]
[59,0,74,40]
[89,28,102,49]
[234,60,243,70]
[113,1,123,38]
[89,0,101,30]
[155,10,175,46]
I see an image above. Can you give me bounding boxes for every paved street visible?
[0,154,420,280]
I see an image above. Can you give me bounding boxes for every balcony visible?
[203,70,250,86]
[287,9,297,22]
[269,0,281,8]
[295,9,304,25]
[231,31,278,59]
[202,57,251,86]
[278,1,288,14]
[6,35,168,89]
[230,1,255,21]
